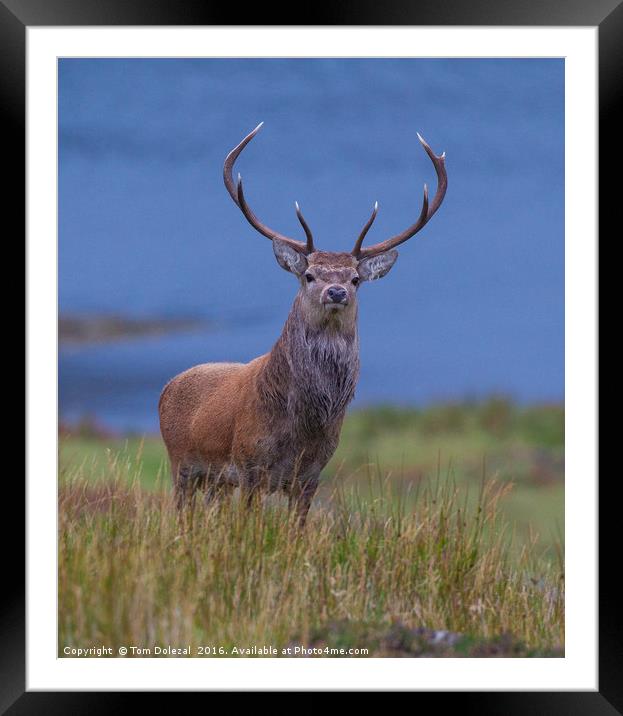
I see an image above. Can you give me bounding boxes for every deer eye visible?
[305,273,315,283]
[352,276,360,286]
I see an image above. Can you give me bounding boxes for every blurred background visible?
[59,59,564,550]
[59,58,564,432]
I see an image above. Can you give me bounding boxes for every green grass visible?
[60,399,564,555]
[58,400,564,657]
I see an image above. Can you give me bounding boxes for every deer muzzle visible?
[323,285,349,310]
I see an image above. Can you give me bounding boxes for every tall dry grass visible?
[58,451,564,657]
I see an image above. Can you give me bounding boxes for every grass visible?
[58,400,564,657]
[60,399,564,555]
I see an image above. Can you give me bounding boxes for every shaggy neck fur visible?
[259,294,360,437]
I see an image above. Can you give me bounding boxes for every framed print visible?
[8,0,614,708]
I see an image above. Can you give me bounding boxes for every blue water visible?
[59,59,564,433]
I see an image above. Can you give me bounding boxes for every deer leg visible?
[172,462,189,511]
[289,474,319,527]
[174,463,205,511]
[239,465,264,510]
[204,483,232,506]
[204,466,233,506]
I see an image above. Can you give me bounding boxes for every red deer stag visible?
[159,124,447,523]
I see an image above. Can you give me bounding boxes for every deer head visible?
[223,124,447,328]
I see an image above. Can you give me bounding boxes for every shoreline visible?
[59,313,206,346]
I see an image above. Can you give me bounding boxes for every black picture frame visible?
[8,0,612,709]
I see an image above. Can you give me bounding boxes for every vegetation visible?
[60,399,564,553]
[59,399,564,657]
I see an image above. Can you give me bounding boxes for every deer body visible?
[160,263,360,516]
[159,124,447,523]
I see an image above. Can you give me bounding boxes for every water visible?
[59,59,564,433]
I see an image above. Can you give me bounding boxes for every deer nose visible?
[327,286,348,303]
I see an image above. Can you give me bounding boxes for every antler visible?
[224,123,315,254]
[352,133,447,259]
[351,201,379,258]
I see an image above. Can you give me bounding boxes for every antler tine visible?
[352,133,447,258]
[223,122,264,207]
[417,132,447,218]
[351,201,379,258]
[295,202,315,254]
[224,124,313,254]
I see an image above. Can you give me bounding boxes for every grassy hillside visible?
[59,468,563,657]
[59,400,564,658]
[60,399,564,557]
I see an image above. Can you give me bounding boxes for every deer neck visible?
[259,295,360,435]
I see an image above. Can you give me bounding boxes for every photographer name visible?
[127,645,192,655]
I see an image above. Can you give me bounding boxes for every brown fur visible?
[164,126,447,522]
[159,250,369,523]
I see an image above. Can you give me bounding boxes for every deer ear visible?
[272,239,308,276]
[357,249,398,282]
